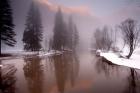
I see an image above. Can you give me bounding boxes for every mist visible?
[1,1,140,93]
[1,0,140,52]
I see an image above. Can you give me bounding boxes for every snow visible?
[1,50,38,56]
[0,65,3,67]
[38,52,56,57]
[38,50,63,57]
[0,50,64,60]
[100,51,140,69]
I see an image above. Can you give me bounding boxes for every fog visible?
[1,1,140,93]
[1,0,140,52]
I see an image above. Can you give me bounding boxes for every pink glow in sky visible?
[36,0,92,16]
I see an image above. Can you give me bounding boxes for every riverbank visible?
[100,52,140,69]
[0,50,71,60]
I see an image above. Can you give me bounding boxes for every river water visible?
[0,52,140,93]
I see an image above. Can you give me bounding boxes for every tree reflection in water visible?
[69,54,79,87]
[50,53,79,93]
[124,68,140,93]
[95,57,140,93]
[0,61,17,93]
[23,56,43,93]
[95,57,119,77]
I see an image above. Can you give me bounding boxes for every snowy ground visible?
[38,50,63,57]
[0,50,65,60]
[100,50,140,69]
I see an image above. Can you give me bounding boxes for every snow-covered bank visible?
[38,50,63,57]
[0,50,66,60]
[38,49,74,57]
[100,52,140,69]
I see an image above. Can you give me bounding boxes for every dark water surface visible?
[0,52,140,93]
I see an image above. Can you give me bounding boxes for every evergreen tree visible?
[0,0,16,47]
[22,2,43,51]
[23,56,43,93]
[52,8,67,51]
[67,16,79,50]
[48,38,53,51]
[73,25,79,49]
[67,16,74,49]
[52,11,79,51]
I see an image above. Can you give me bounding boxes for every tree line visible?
[92,19,140,59]
[1,0,79,54]
[1,0,140,58]
[51,8,79,51]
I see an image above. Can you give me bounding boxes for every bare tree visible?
[119,18,140,59]
[102,26,113,51]
[92,26,114,51]
[93,28,103,50]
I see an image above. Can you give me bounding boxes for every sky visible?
[48,0,127,16]
[1,0,140,51]
[10,0,140,25]
[10,0,140,24]
[36,0,140,25]
[46,0,140,17]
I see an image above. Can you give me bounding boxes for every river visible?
[0,52,140,93]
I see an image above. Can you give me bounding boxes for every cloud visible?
[36,0,92,16]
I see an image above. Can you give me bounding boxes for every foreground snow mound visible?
[100,52,140,69]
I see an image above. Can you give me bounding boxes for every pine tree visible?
[49,38,53,51]
[52,8,67,51]
[23,56,43,93]
[73,25,79,49]
[67,16,79,50]
[0,0,16,47]
[67,16,74,49]
[22,2,43,51]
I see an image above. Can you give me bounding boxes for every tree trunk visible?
[130,68,136,93]
[127,45,133,59]
[0,61,2,90]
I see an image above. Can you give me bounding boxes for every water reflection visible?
[95,57,119,77]
[23,56,43,93]
[95,56,140,93]
[0,61,17,93]
[49,53,79,93]
[69,54,79,87]
[1,53,140,93]
[124,68,140,93]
